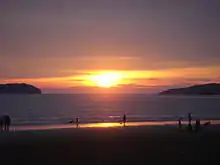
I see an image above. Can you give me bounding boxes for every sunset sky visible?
[1,0,220,93]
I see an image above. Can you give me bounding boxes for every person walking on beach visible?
[123,114,127,127]
[188,113,192,132]
[76,117,79,128]
[2,115,11,131]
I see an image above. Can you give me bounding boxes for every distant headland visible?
[159,83,220,96]
[0,83,42,94]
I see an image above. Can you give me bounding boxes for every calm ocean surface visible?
[0,94,220,126]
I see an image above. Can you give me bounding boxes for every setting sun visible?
[89,72,124,88]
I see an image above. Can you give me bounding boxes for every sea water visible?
[0,94,220,127]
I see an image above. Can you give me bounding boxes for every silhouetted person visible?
[76,117,79,128]
[2,115,11,131]
[0,117,3,132]
[178,117,182,130]
[195,119,201,132]
[188,113,192,132]
[123,114,126,127]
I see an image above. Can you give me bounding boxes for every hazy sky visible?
[1,0,220,93]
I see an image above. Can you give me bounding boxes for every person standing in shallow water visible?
[123,114,127,127]
[188,113,192,132]
[76,117,79,128]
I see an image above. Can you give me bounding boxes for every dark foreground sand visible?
[0,126,220,165]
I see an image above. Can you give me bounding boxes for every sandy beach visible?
[0,125,220,165]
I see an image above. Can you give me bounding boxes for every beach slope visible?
[0,127,220,165]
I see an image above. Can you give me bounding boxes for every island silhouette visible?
[0,83,41,94]
[159,83,220,95]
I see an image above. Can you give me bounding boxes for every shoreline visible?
[7,119,220,132]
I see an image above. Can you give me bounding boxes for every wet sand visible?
[10,119,220,131]
[0,126,220,165]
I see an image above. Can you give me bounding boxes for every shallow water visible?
[0,94,220,126]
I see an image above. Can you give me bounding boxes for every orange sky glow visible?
[2,66,220,93]
[1,1,219,93]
